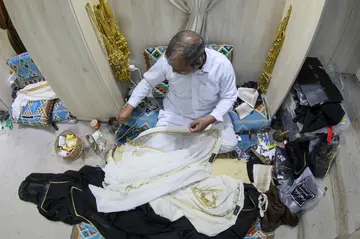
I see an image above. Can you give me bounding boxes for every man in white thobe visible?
[117,30,238,153]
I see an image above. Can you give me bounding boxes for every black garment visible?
[293,103,345,133]
[19,166,260,239]
[309,134,340,178]
[285,139,310,177]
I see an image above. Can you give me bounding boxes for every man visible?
[117,30,238,153]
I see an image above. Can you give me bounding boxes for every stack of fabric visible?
[281,57,348,137]
[19,126,283,238]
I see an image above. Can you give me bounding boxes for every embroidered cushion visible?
[50,99,76,122]
[229,104,271,133]
[143,44,234,98]
[11,99,55,127]
[244,218,275,239]
[116,107,159,146]
[7,52,45,86]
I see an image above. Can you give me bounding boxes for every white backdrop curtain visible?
[169,0,219,39]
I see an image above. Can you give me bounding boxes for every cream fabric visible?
[169,0,219,38]
[150,175,244,236]
[89,126,222,213]
[253,164,273,193]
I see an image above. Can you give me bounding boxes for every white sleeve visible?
[127,57,167,108]
[210,67,237,122]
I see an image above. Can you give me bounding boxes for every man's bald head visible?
[165,30,205,74]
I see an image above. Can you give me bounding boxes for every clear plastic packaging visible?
[278,167,323,213]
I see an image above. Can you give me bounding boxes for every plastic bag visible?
[273,146,295,187]
[278,167,323,213]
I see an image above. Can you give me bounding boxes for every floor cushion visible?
[11,99,55,127]
[7,52,45,86]
[143,44,234,98]
[229,104,271,133]
[115,107,159,146]
[51,99,76,122]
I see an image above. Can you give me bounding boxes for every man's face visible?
[169,57,196,75]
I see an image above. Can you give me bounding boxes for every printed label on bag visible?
[233,205,240,215]
[290,180,315,207]
[208,153,216,163]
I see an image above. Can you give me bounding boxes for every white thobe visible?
[128,48,238,153]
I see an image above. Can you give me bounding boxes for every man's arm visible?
[127,57,167,108]
[210,70,237,122]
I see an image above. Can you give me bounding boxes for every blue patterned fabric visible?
[73,222,104,239]
[50,99,75,122]
[7,52,45,86]
[244,218,274,238]
[229,105,271,133]
[143,44,234,98]
[116,107,159,146]
[11,99,55,126]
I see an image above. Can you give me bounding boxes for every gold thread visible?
[258,5,292,93]
[40,181,69,213]
[86,0,130,81]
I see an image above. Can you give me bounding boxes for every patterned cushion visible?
[229,104,271,133]
[116,107,159,146]
[7,52,45,86]
[50,99,76,122]
[143,44,234,98]
[244,218,274,239]
[12,99,55,127]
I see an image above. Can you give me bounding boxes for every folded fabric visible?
[278,167,323,213]
[150,176,244,236]
[89,126,222,213]
[309,134,340,178]
[285,138,310,177]
[261,184,299,232]
[238,87,259,108]
[253,164,273,192]
[235,102,253,119]
[12,81,57,120]
[19,166,260,239]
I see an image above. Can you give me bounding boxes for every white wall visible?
[309,0,360,74]
[109,0,286,84]
[0,29,15,110]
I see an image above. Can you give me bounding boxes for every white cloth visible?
[11,81,57,120]
[156,109,237,153]
[128,48,237,123]
[89,126,222,213]
[150,175,244,236]
[235,102,254,119]
[169,0,219,39]
[237,87,259,108]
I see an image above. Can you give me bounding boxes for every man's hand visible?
[189,116,216,133]
[116,104,134,124]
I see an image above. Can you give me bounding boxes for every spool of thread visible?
[90,119,100,129]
